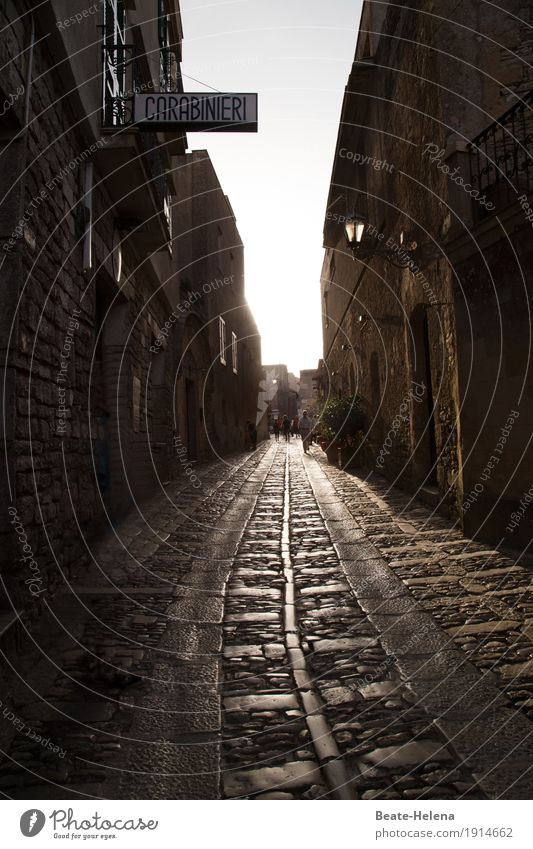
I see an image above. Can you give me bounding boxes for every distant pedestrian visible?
[292,416,300,438]
[273,417,280,442]
[282,415,291,442]
[299,410,312,453]
[247,419,258,451]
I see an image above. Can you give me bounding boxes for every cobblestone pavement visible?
[1,441,532,799]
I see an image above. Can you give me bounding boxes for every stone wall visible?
[321,0,533,538]
[452,209,533,547]
[173,151,263,459]
[0,1,185,620]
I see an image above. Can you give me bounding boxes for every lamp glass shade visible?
[345,212,367,247]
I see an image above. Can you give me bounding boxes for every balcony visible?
[98,44,175,252]
[95,129,172,253]
[469,89,533,221]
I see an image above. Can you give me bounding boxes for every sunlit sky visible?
[180,0,362,375]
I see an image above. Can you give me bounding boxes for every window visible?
[324,290,330,328]
[232,332,238,374]
[219,316,226,365]
[103,0,127,125]
[158,0,173,92]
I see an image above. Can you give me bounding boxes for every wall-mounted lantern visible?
[344,209,421,268]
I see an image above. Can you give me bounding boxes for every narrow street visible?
[1,441,532,800]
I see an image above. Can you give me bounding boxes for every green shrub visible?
[318,395,365,442]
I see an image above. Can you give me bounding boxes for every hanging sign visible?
[134,93,258,132]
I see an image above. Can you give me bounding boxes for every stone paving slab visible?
[0,445,275,800]
[3,439,532,800]
[223,760,325,798]
[106,742,220,799]
[308,447,533,799]
[220,444,487,800]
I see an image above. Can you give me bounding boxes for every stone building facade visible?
[261,364,299,421]
[0,1,262,632]
[321,0,533,548]
[299,367,320,416]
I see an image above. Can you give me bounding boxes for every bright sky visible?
[180,0,362,375]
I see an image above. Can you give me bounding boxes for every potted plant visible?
[317,395,366,467]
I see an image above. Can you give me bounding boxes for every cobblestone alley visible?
[1,441,532,800]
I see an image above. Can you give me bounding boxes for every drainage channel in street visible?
[221,443,485,800]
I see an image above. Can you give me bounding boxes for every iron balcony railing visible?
[102,43,137,126]
[469,89,533,219]
[102,44,172,240]
[102,45,181,128]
